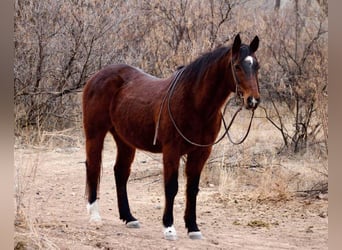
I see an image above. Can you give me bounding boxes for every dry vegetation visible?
[14,0,328,249]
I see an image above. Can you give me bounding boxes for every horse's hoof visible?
[89,218,103,228]
[188,231,203,240]
[164,225,177,240]
[89,214,102,223]
[126,220,140,228]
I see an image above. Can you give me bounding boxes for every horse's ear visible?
[232,34,241,57]
[250,36,259,53]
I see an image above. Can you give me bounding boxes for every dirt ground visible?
[14,138,327,250]
[14,109,328,250]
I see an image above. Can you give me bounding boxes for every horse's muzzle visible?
[246,96,260,110]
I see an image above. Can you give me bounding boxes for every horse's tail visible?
[82,65,126,202]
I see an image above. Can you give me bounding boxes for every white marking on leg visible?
[188,231,203,240]
[163,225,177,241]
[87,200,102,223]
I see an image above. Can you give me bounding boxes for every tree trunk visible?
[274,0,281,10]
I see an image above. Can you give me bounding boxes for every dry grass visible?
[201,104,328,204]
[15,127,83,150]
[14,151,57,250]
[14,128,84,249]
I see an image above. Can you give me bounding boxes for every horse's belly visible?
[111,103,161,153]
[116,122,160,152]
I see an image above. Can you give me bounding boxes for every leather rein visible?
[153,59,254,147]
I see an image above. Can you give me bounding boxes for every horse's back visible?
[84,64,161,97]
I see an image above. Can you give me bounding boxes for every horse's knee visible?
[186,185,199,198]
[85,160,101,180]
[163,159,179,198]
[114,163,131,185]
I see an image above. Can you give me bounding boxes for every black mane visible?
[181,46,231,84]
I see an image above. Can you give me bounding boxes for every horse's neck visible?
[191,64,234,119]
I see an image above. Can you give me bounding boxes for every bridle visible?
[227,56,255,145]
[231,55,241,97]
[153,54,255,147]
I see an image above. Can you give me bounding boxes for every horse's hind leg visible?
[110,130,139,228]
[85,129,107,223]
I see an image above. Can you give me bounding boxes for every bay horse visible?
[82,34,260,240]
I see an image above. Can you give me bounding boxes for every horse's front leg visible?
[162,147,181,240]
[184,148,212,239]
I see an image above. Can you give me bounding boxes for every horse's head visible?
[231,34,260,110]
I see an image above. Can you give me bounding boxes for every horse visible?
[82,34,260,240]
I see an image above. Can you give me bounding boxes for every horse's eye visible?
[234,64,241,71]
